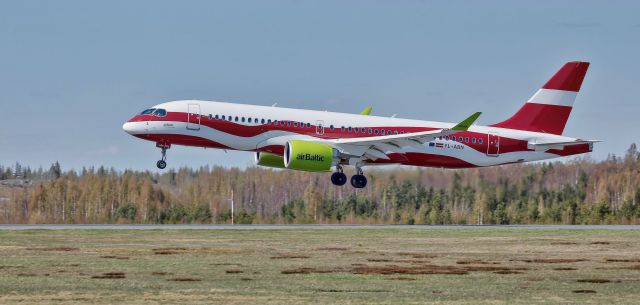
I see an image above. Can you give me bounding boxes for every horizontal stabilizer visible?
[527,139,601,151]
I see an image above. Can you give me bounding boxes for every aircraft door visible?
[316,120,324,135]
[487,132,500,156]
[187,103,201,130]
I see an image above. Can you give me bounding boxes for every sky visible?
[1,0,639,172]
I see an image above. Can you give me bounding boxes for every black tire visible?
[331,172,347,186]
[350,174,367,188]
[156,160,167,169]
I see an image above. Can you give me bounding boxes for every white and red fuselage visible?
[123,62,595,182]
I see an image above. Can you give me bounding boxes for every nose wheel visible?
[156,142,170,169]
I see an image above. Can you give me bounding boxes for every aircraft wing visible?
[527,139,601,151]
[328,112,481,160]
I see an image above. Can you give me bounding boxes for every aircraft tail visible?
[491,61,590,135]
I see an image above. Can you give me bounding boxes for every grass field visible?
[1,228,639,304]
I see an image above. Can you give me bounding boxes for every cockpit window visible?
[152,109,167,117]
[140,108,156,115]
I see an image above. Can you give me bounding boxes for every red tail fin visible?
[491,61,590,135]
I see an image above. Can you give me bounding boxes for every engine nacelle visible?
[284,140,334,172]
[254,152,286,169]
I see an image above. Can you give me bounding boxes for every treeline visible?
[1,144,639,225]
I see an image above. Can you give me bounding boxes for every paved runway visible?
[1,224,639,230]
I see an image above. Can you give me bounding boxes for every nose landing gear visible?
[156,142,170,169]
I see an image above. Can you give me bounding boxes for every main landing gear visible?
[350,166,367,189]
[330,165,367,188]
[156,142,170,169]
[330,165,347,186]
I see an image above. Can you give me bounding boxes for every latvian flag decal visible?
[429,142,444,148]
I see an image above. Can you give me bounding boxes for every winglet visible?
[452,112,482,131]
[359,106,372,115]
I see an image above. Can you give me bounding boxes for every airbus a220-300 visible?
[123,61,598,188]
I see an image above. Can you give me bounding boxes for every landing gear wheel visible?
[331,172,347,186]
[350,174,367,188]
[156,160,167,169]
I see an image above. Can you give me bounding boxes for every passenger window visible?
[208,114,213,120]
[261,119,265,124]
[381,130,386,135]
[242,117,246,122]
[465,137,469,143]
[234,116,238,122]
[294,122,298,127]
[368,128,373,134]
[268,119,272,124]
[221,115,226,120]
[215,115,219,120]
[479,138,484,144]
[394,131,398,135]
[287,121,291,127]
[330,125,334,131]
[458,136,463,141]
[472,138,476,144]
[341,126,345,132]
[374,129,379,135]
[445,136,449,140]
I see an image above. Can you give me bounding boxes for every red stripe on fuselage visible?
[133,134,231,149]
[131,112,533,155]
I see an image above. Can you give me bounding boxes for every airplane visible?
[123,61,598,188]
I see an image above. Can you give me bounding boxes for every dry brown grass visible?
[577,279,611,283]
[225,270,243,274]
[91,272,125,279]
[167,278,201,282]
[605,258,640,263]
[513,258,587,264]
[315,247,349,251]
[26,247,78,252]
[456,259,500,265]
[573,289,597,293]
[99,255,129,259]
[270,254,311,259]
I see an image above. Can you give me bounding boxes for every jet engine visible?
[254,152,286,169]
[284,140,335,172]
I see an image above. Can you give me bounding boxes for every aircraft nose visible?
[122,122,136,135]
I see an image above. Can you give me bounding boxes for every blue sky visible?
[1,0,638,171]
